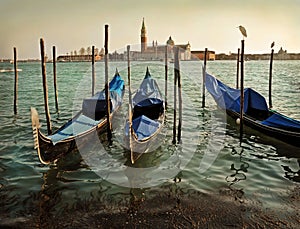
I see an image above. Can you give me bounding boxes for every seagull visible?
[238,25,247,38]
[271,41,275,48]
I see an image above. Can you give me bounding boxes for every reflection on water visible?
[282,159,300,183]
[225,147,249,202]
[0,60,299,227]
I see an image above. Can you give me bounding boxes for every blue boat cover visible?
[49,114,100,144]
[131,115,160,141]
[82,73,124,118]
[135,98,163,108]
[49,73,124,145]
[109,74,125,98]
[205,73,300,131]
[261,112,300,131]
[132,70,162,106]
[205,73,268,113]
[125,68,164,141]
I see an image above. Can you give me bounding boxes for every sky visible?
[0,0,299,59]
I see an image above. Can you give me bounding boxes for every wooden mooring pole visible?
[127,45,135,163]
[165,45,168,109]
[92,45,95,96]
[104,25,112,144]
[40,38,52,135]
[269,47,274,109]
[239,40,245,143]
[127,45,132,105]
[175,47,182,144]
[202,48,207,108]
[172,47,178,145]
[236,48,240,89]
[52,46,59,113]
[13,47,18,115]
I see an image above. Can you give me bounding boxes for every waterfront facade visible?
[130,19,191,61]
[57,54,102,62]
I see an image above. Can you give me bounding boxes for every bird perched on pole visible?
[238,25,247,39]
[271,41,275,48]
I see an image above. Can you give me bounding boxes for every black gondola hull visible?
[226,109,300,147]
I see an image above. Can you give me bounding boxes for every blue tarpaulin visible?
[49,73,124,144]
[261,112,300,130]
[205,73,268,113]
[135,98,163,108]
[205,73,300,131]
[126,68,164,141]
[131,115,160,141]
[132,70,162,106]
[82,73,124,119]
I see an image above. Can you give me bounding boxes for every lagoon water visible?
[0,60,299,227]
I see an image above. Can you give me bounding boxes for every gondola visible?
[125,67,165,163]
[31,71,125,164]
[205,73,300,147]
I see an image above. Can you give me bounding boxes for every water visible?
[0,60,299,227]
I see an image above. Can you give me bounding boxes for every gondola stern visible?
[31,107,40,149]
[31,107,50,165]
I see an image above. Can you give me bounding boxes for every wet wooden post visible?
[13,47,18,115]
[172,46,178,144]
[127,45,132,106]
[236,48,240,89]
[202,48,207,108]
[127,45,134,163]
[52,46,59,113]
[40,38,52,135]
[104,25,112,144]
[269,48,274,109]
[92,45,95,96]
[165,45,168,108]
[239,40,245,143]
[175,47,182,144]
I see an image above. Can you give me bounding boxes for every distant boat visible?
[31,70,125,164]
[205,73,300,147]
[0,68,22,73]
[125,67,165,163]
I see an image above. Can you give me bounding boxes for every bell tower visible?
[141,18,147,53]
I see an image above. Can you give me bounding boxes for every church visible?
[129,18,191,61]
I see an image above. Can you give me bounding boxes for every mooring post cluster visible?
[36,25,114,145]
[172,46,183,144]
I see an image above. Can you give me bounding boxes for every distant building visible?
[130,18,191,61]
[277,47,289,60]
[57,54,101,62]
[191,50,215,60]
[141,18,147,53]
[214,47,300,61]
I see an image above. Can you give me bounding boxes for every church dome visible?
[166,36,174,46]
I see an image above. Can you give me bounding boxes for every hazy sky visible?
[1,0,299,59]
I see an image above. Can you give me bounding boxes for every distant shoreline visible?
[1,52,300,63]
